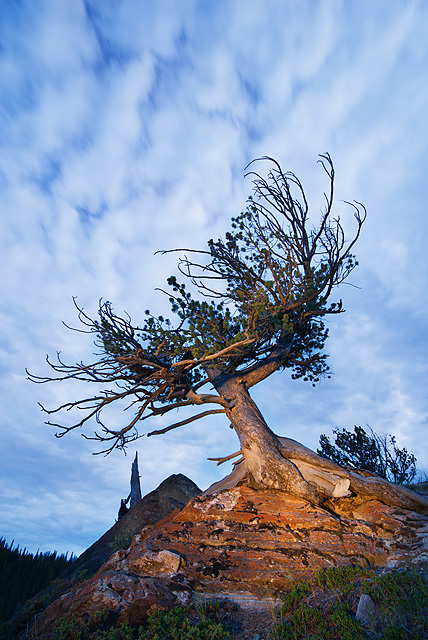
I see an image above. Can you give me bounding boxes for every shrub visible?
[49,604,228,640]
[318,425,417,484]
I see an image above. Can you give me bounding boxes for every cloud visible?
[1,0,428,555]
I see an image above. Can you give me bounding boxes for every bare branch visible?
[208,450,242,466]
[147,408,226,436]
[29,154,365,459]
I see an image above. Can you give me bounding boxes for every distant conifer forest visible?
[0,537,75,625]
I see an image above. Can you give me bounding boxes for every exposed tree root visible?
[205,435,428,514]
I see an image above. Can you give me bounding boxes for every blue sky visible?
[2,0,428,556]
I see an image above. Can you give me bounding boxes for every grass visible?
[270,564,428,640]
[112,529,135,552]
[2,562,427,639]
[367,568,428,639]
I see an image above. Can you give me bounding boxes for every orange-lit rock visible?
[32,486,428,637]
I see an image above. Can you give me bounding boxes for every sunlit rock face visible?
[33,486,428,636]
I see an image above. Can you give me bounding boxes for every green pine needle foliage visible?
[28,155,365,453]
[318,425,417,484]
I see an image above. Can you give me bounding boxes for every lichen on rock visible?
[32,485,428,638]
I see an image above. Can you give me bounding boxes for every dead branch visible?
[147,408,226,437]
[208,450,243,466]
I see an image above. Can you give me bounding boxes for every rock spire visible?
[130,452,142,508]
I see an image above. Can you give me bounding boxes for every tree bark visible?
[211,376,320,504]
[205,375,428,514]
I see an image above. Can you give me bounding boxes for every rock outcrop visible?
[33,485,428,637]
[63,473,201,580]
[130,452,142,508]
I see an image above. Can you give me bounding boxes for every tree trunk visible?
[206,376,428,514]
[212,377,320,504]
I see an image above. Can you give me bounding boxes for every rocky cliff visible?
[63,473,201,580]
[33,484,428,637]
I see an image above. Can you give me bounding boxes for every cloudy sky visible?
[2,0,428,557]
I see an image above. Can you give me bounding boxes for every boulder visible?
[33,485,428,637]
[356,594,376,626]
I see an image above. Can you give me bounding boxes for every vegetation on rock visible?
[6,564,427,639]
[50,603,228,640]
[271,564,428,640]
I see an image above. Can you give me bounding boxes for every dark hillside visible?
[0,538,74,625]
[61,473,201,581]
[0,473,201,638]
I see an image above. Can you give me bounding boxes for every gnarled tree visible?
[28,155,428,513]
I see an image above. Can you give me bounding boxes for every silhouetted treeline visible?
[0,537,75,624]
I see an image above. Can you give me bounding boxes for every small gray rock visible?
[356,594,376,626]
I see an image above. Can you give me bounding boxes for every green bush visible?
[318,425,417,484]
[278,582,311,614]
[50,604,228,640]
[138,606,228,640]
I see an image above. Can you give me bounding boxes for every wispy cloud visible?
[1,0,428,554]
